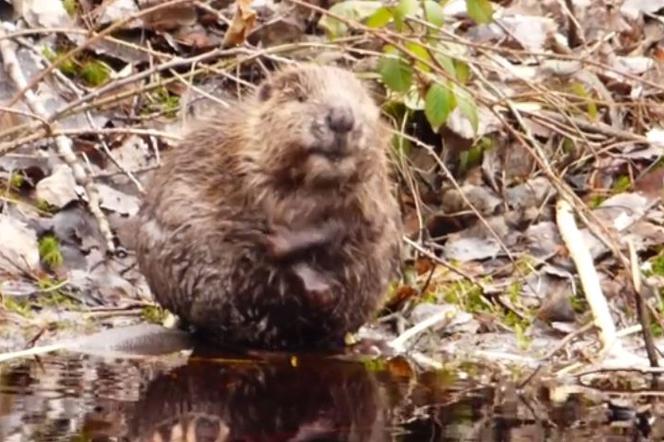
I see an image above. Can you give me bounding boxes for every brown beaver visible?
[135,64,402,350]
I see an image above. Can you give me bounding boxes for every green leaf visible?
[366,6,393,27]
[455,88,479,134]
[319,1,383,38]
[405,41,432,71]
[394,0,417,29]
[435,53,457,77]
[454,60,471,84]
[425,83,456,129]
[423,0,445,27]
[466,0,493,24]
[379,56,413,93]
[395,0,418,19]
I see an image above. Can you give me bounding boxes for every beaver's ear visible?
[258,70,301,101]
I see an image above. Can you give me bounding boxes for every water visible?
[0,349,659,441]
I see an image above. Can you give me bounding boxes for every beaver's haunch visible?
[135,64,402,350]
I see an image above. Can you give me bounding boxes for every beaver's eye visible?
[296,92,306,103]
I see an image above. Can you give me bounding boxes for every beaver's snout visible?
[326,105,354,134]
[310,105,357,159]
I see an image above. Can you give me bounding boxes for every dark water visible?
[0,349,660,441]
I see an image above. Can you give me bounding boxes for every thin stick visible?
[555,198,618,353]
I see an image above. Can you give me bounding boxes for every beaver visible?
[135,64,402,350]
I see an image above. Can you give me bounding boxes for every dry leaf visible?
[35,165,80,208]
[223,0,257,47]
[0,215,40,274]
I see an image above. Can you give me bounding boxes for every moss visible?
[36,278,79,309]
[156,88,181,117]
[612,175,631,194]
[570,291,588,313]
[650,254,664,276]
[35,198,57,214]
[361,357,388,372]
[62,0,78,17]
[142,87,181,118]
[506,281,523,305]
[589,194,606,209]
[2,296,32,318]
[42,46,78,77]
[442,279,490,313]
[9,173,24,190]
[80,60,111,87]
[38,234,63,268]
[141,305,168,324]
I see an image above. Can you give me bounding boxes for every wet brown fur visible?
[135,64,402,350]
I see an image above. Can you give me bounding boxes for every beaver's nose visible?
[326,106,355,133]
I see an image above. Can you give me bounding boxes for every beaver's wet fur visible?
[136,64,402,350]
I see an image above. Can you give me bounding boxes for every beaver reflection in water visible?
[136,64,402,350]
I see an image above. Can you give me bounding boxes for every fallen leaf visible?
[13,0,75,28]
[505,177,554,210]
[0,215,40,274]
[646,127,664,148]
[621,0,664,20]
[96,0,141,27]
[223,0,257,47]
[98,184,141,216]
[443,236,501,262]
[496,15,556,52]
[139,0,197,30]
[35,165,80,209]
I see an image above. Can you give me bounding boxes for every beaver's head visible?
[246,64,388,190]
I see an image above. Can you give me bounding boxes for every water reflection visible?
[0,348,661,441]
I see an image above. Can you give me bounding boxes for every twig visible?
[556,198,618,354]
[403,236,482,286]
[629,239,659,369]
[541,321,595,360]
[388,311,452,351]
[0,342,73,363]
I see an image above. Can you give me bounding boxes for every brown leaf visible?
[222,0,257,47]
[139,0,197,31]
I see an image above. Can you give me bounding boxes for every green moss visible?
[442,279,490,313]
[42,46,78,77]
[142,305,168,324]
[570,292,588,313]
[506,281,523,305]
[2,296,32,318]
[9,173,24,190]
[38,234,64,268]
[80,60,111,87]
[142,87,181,118]
[589,194,606,209]
[612,175,631,194]
[62,0,78,17]
[36,277,78,308]
[361,357,388,372]
[650,254,664,276]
